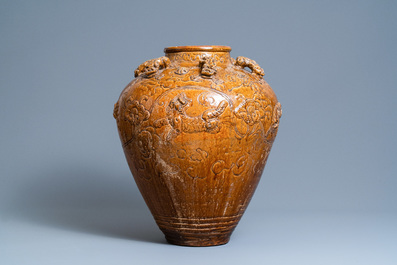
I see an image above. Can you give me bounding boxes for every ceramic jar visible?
[113,46,282,246]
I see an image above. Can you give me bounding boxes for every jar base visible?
[164,232,231,247]
[155,215,240,247]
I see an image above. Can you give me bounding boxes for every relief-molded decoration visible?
[153,92,228,135]
[199,54,217,77]
[166,51,229,65]
[234,56,265,77]
[114,46,282,247]
[273,101,282,127]
[113,102,119,120]
[175,67,189,75]
[124,96,150,126]
[134,56,170,78]
[234,99,266,125]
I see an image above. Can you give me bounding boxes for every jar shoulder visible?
[118,65,278,110]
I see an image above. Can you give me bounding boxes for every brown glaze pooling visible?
[114,45,282,247]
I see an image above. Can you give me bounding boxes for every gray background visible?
[1,0,396,264]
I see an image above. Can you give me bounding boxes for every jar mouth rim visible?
[164,46,231,53]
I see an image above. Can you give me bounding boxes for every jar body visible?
[113,46,282,246]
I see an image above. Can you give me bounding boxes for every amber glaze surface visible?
[113,46,282,246]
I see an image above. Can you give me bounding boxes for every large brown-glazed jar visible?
[113,46,282,246]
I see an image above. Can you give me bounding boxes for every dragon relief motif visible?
[154,92,228,135]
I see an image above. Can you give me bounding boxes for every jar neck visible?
[164,46,232,68]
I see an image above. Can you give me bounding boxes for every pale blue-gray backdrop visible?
[1,0,396,264]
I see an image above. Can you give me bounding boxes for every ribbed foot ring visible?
[155,215,242,247]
